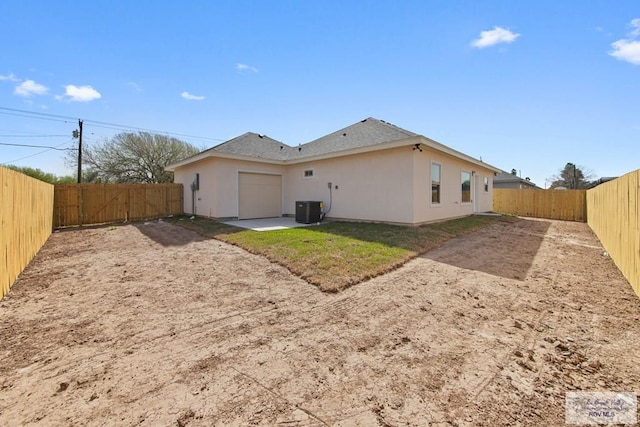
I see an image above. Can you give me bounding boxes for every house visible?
[166,118,501,225]
[587,177,618,188]
[493,170,540,189]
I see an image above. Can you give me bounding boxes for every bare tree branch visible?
[66,132,199,183]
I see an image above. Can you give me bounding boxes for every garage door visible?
[238,172,282,219]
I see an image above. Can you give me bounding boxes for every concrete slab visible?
[222,217,319,232]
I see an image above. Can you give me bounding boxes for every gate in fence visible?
[54,183,183,227]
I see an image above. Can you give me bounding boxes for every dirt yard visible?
[1,218,639,426]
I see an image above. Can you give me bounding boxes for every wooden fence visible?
[493,188,587,221]
[587,169,640,297]
[1,166,54,299]
[54,183,183,227]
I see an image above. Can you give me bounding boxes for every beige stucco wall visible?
[173,157,285,218]
[285,144,495,224]
[173,157,215,216]
[412,148,494,223]
[172,143,496,224]
[285,147,415,223]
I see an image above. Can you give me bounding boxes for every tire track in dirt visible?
[2,220,639,426]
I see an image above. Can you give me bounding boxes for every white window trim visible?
[461,169,472,204]
[431,162,441,207]
[303,168,315,179]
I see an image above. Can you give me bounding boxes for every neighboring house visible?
[493,171,540,189]
[587,177,618,188]
[166,118,500,225]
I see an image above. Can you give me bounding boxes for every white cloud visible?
[14,79,49,96]
[610,18,640,65]
[59,84,102,102]
[181,91,205,101]
[0,72,19,82]
[594,26,613,37]
[630,18,640,36]
[237,63,259,73]
[610,39,640,65]
[471,26,520,49]
[127,81,142,92]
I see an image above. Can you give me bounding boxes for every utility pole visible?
[566,162,576,189]
[77,120,83,183]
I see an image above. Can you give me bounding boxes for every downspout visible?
[320,181,333,221]
[190,173,199,216]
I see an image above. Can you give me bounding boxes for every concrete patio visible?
[222,216,320,232]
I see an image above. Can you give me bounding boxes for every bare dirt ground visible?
[1,218,639,426]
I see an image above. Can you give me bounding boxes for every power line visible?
[0,110,72,124]
[0,106,227,143]
[0,142,74,150]
[0,107,76,122]
[1,138,75,165]
[82,121,226,142]
[0,134,69,138]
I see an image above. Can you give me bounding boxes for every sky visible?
[1,0,639,188]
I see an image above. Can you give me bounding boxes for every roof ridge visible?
[210,131,255,150]
[367,117,417,137]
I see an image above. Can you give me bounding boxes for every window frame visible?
[303,168,315,179]
[431,162,441,205]
[461,170,472,204]
[484,176,489,192]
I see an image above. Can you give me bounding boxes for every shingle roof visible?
[494,171,539,187]
[199,132,290,161]
[200,117,416,161]
[167,117,499,173]
[287,117,416,159]
[493,171,522,182]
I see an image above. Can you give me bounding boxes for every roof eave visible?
[284,136,419,164]
[165,150,285,171]
[417,136,501,172]
[167,132,501,173]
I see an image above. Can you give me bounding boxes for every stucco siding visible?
[172,141,496,224]
[285,147,414,223]
[173,158,285,218]
[173,157,218,216]
[412,149,495,223]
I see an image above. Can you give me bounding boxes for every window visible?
[484,176,489,192]
[303,169,314,178]
[461,171,471,203]
[431,163,441,204]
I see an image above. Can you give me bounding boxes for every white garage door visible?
[238,172,282,219]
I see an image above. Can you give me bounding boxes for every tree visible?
[548,163,595,189]
[68,132,200,183]
[5,165,76,184]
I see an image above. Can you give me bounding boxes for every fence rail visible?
[54,183,183,227]
[493,188,587,221]
[1,167,54,299]
[587,169,639,297]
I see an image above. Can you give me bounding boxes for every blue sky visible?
[1,0,638,187]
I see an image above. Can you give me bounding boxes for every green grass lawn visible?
[168,215,518,292]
